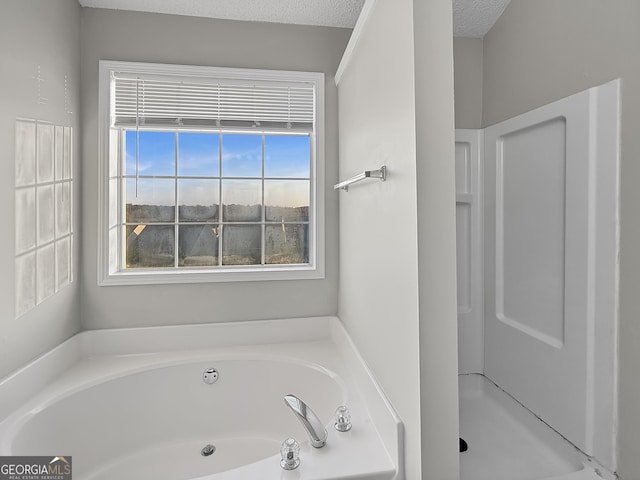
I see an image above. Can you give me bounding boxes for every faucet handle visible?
[280,437,300,470]
[334,405,352,432]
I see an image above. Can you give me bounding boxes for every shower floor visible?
[459,374,603,480]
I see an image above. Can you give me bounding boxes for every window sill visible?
[98,264,324,286]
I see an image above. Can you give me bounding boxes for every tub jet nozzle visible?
[201,444,216,456]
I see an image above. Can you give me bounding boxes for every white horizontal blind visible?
[112,73,315,131]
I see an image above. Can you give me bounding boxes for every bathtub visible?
[0,317,403,480]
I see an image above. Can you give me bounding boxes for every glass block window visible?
[15,119,73,318]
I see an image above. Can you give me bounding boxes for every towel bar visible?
[334,166,386,191]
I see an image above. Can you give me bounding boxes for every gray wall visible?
[0,0,82,379]
[80,8,350,329]
[453,37,483,129]
[481,1,640,477]
[338,0,458,478]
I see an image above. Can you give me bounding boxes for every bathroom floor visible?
[459,374,602,480]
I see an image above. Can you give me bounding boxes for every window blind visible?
[112,73,315,131]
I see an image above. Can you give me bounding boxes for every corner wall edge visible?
[334,0,377,86]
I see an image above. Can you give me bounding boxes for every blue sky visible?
[125,131,310,208]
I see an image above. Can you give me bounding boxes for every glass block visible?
[125,178,175,223]
[222,225,261,265]
[56,236,71,291]
[178,179,219,222]
[125,225,175,268]
[63,127,72,180]
[55,126,64,181]
[265,135,310,178]
[55,182,72,237]
[179,225,219,267]
[265,224,308,264]
[125,130,175,176]
[37,185,55,245]
[15,119,36,187]
[15,252,36,318]
[222,180,262,222]
[15,187,36,255]
[221,134,262,177]
[178,132,219,177]
[37,123,55,183]
[37,243,55,304]
[265,180,309,222]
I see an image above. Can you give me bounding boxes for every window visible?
[98,61,324,284]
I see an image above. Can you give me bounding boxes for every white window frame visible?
[97,60,325,285]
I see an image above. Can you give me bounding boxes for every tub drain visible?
[201,444,216,456]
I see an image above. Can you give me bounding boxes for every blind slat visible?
[112,74,315,130]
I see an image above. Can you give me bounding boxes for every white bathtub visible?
[0,317,403,480]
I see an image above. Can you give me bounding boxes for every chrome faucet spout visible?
[284,394,328,448]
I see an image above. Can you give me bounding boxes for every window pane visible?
[222,179,262,222]
[125,131,176,176]
[221,134,262,177]
[125,225,175,268]
[178,179,219,222]
[222,225,261,265]
[265,224,308,264]
[178,132,219,177]
[125,178,175,223]
[179,225,219,267]
[264,180,309,222]
[264,135,310,178]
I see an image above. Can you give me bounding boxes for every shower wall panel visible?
[483,81,619,468]
[455,130,483,374]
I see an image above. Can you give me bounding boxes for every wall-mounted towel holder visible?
[334,166,386,192]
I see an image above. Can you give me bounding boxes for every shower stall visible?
[456,80,620,480]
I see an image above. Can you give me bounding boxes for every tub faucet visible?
[284,394,327,448]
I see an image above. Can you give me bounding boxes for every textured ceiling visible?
[78,0,510,37]
[78,0,366,28]
[453,0,511,38]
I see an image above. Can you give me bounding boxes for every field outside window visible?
[122,131,311,269]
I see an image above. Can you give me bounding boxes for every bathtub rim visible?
[0,316,404,480]
[0,349,350,448]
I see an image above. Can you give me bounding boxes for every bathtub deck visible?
[459,374,603,480]
[0,317,402,480]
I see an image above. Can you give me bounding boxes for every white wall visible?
[79,8,350,329]
[337,0,458,478]
[337,1,421,475]
[0,0,82,379]
[481,1,640,477]
[413,0,460,476]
